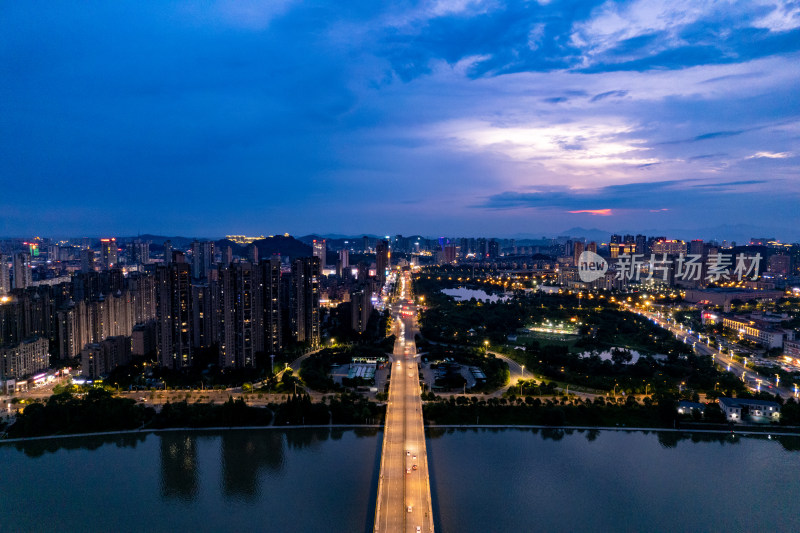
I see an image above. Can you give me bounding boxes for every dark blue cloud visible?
[476,179,776,211]
[375,1,800,79]
[0,1,799,237]
[590,90,628,102]
[378,0,605,79]
[658,129,748,145]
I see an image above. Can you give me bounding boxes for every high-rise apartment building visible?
[156,263,193,370]
[81,336,131,379]
[350,287,372,333]
[488,239,499,259]
[130,240,150,265]
[218,262,263,368]
[132,322,157,357]
[191,240,215,280]
[246,243,258,265]
[262,258,283,355]
[573,242,584,265]
[127,272,157,326]
[635,235,647,254]
[80,248,95,273]
[13,252,32,289]
[337,249,350,278]
[375,240,389,285]
[313,239,326,267]
[290,257,320,348]
[163,240,173,264]
[100,238,118,269]
[0,337,49,379]
[191,284,217,350]
[0,254,9,295]
[444,244,457,263]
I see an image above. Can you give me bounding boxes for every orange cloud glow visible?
[568,209,613,216]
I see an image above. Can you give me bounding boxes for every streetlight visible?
[715,382,720,391]
[775,374,780,387]
[521,365,524,378]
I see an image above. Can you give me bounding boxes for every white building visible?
[718,397,780,423]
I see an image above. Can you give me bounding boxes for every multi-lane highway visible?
[640,309,795,399]
[374,272,434,533]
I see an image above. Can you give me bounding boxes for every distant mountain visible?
[506,227,612,242]
[123,234,212,248]
[297,234,381,244]
[558,227,613,242]
[252,235,311,259]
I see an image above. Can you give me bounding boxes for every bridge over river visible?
[374,271,434,533]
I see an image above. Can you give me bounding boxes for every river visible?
[2,427,798,532]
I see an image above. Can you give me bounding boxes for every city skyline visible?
[2,1,799,237]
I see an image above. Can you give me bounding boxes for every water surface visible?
[3,427,799,533]
[442,287,508,302]
[1,428,381,533]
[427,428,800,533]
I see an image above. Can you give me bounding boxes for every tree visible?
[611,348,633,366]
[704,403,726,423]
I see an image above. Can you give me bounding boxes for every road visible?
[639,309,795,399]
[374,272,434,533]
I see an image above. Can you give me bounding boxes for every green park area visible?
[412,267,780,403]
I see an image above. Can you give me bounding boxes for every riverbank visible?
[4,421,799,445]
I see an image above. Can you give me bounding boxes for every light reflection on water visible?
[1,427,799,532]
[1,428,382,533]
[426,427,800,533]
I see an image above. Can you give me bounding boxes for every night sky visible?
[2,1,799,239]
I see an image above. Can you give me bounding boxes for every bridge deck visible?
[374,273,433,533]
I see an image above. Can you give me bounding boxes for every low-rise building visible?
[784,339,800,362]
[677,400,707,416]
[683,288,785,311]
[722,315,786,349]
[718,397,780,423]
